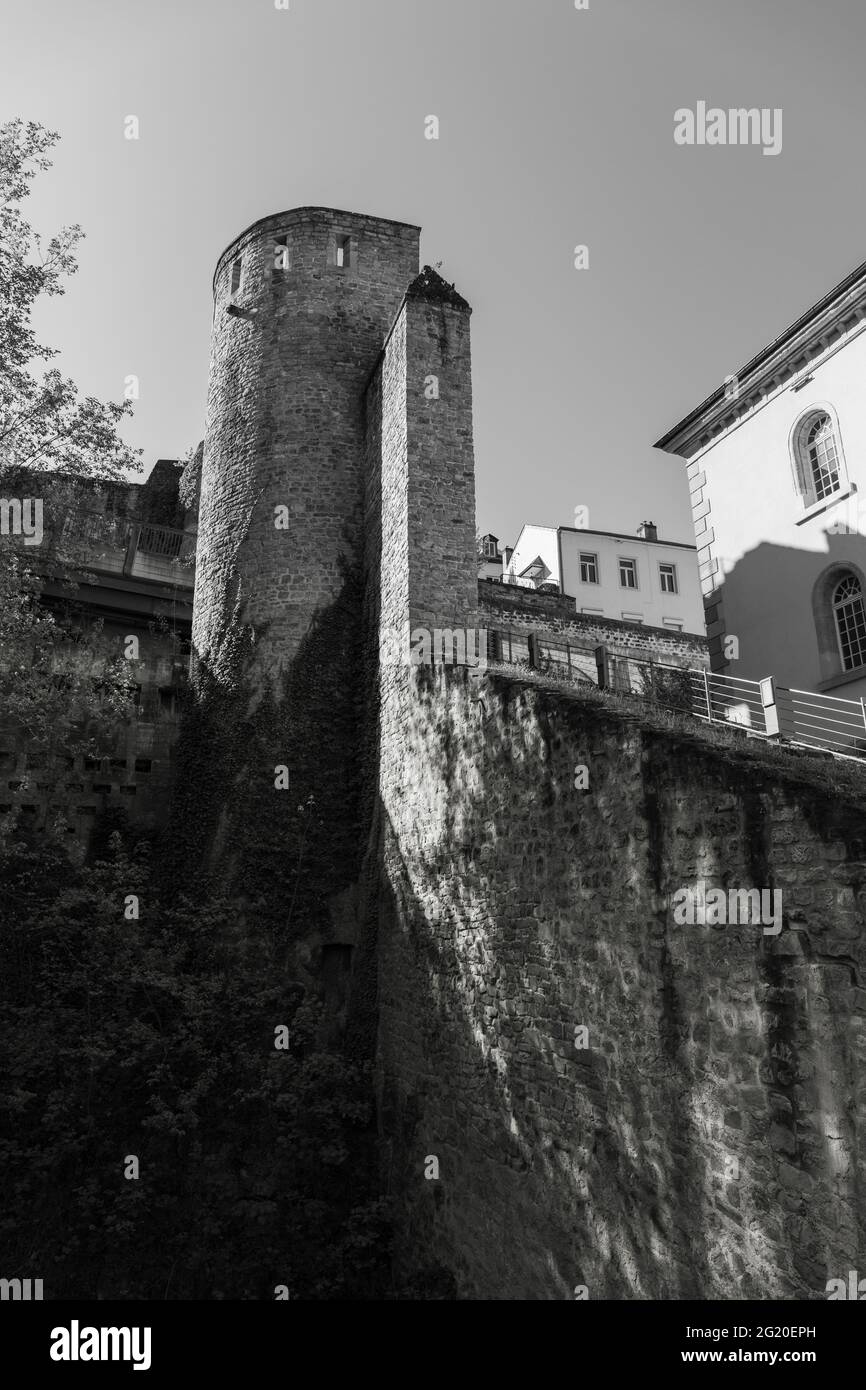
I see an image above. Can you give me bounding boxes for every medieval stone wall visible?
[0,467,192,844]
[375,666,866,1299]
[195,208,420,685]
[180,210,422,951]
[480,582,709,670]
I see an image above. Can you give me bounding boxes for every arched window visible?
[833,573,866,672]
[805,414,840,500]
[793,409,844,508]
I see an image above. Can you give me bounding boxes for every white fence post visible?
[760,676,779,738]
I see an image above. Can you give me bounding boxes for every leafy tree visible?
[0,120,143,768]
[0,120,139,478]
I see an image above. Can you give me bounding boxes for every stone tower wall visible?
[182,208,421,917]
[376,668,866,1300]
[195,207,420,685]
[365,275,478,675]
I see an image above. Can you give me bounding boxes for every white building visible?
[477,533,506,582]
[504,521,704,633]
[656,255,866,699]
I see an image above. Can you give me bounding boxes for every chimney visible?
[637,520,658,542]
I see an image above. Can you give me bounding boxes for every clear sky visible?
[5,0,866,548]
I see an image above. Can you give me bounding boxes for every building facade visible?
[656,255,866,698]
[504,520,704,633]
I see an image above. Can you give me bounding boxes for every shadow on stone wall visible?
[159,558,378,1049]
[374,667,866,1299]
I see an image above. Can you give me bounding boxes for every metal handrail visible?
[487,624,866,764]
[137,522,193,559]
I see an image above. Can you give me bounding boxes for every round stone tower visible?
[188,208,420,935]
[195,207,420,684]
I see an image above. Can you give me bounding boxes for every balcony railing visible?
[126,522,195,583]
[53,510,196,586]
[137,522,188,558]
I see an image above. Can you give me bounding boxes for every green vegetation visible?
[0,821,391,1299]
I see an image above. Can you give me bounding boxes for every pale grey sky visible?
[5,0,866,548]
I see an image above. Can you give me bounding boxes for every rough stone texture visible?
[366,276,478,654]
[375,666,866,1300]
[195,208,420,686]
[359,271,480,1066]
[480,582,709,669]
[404,287,478,636]
[187,211,422,965]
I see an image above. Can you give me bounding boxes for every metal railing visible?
[136,522,193,560]
[688,671,866,758]
[690,670,771,734]
[779,685,866,757]
[490,627,597,683]
[55,510,195,564]
[487,626,866,764]
[487,626,695,707]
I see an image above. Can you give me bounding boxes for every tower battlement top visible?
[212,207,421,295]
